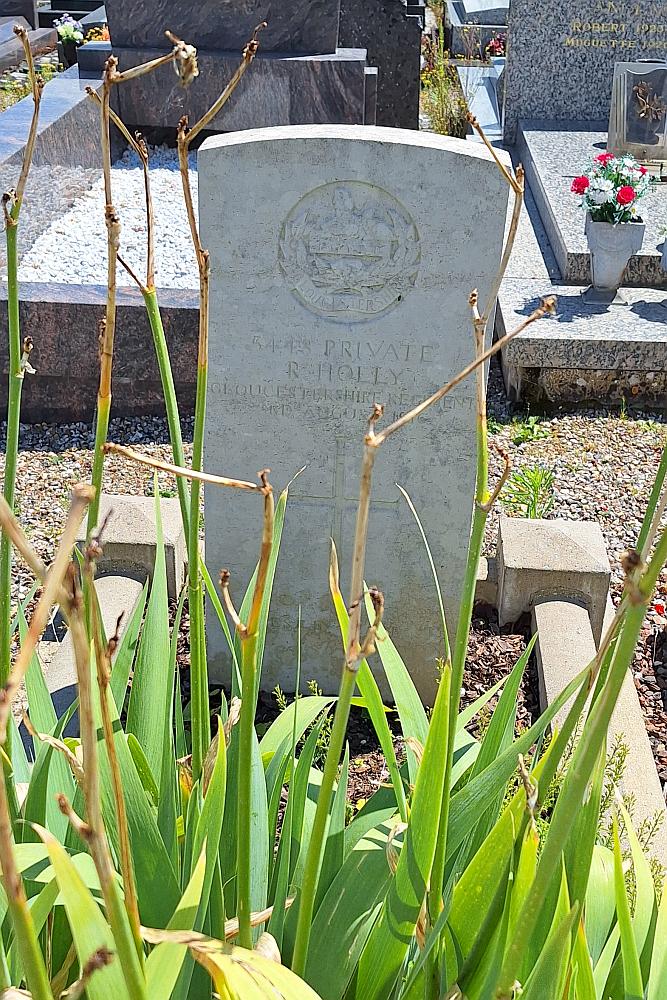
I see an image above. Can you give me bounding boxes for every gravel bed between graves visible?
[18,147,199,288]
[1,367,665,794]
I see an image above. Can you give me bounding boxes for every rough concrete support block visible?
[34,576,145,736]
[476,556,498,606]
[77,493,187,600]
[532,598,666,866]
[497,515,611,643]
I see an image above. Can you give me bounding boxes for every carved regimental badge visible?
[279,181,421,321]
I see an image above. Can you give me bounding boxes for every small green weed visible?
[510,414,550,446]
[501,465,555,519]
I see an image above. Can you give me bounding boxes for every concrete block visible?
[498,515,610,643]
[476,555,498,606]
[532,597,666,866]
[77,493,187,600]
[533,599,596,730]
[32,576,145,741]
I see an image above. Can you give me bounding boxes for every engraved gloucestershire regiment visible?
[279,181,421,321]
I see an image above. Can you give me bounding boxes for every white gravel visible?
[18,147,199,289]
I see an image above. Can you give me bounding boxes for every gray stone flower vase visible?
[584,214,645,304]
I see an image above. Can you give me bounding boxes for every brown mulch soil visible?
[174,602,532,805]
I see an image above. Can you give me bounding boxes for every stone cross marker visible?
[199,126,510,702]
[504,1,667,142]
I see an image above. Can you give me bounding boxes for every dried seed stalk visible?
[291,137,541,976]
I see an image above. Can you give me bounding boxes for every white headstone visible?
[199,125,510,702]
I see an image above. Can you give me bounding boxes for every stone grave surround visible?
[89,0,376,131]
[503,1,667,143]
[447,0,509,56]
[338,0,424,129]
[199,125,510,702]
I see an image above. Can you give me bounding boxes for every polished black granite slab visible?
[105,0,341,55]
[0,282,199,422]
[0,0,36,28]
[79,42,372,129]
[0,66,121,167]
[339,0,423,128]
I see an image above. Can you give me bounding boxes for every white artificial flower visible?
[589,189,609,205]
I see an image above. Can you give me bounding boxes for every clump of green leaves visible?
[511,414,550,445]
[502,464,556,518]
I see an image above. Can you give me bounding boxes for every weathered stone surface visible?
[36,576,144,731]
[497,515,611,642]
[339,0,423,128]
[105,0,341,54]
[504,1,667,143]
[517,122,667,288]
[199,125,510,702]
[76,494,187,600]
[0,1,36,28]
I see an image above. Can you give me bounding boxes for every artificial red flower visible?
[654,601,666,616]
[639,165,648,175]
[616,185,636,205]
[571,175,590,194]
[595,152,615,164]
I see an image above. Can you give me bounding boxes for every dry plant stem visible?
[0,762,53,1000]
[103,444,262,493]
[0,496,48,587]
[86,87,192,526]
[65,577,147,998]
[181,23,264,146]
[87,58,119,541]
[87,36,197,539]
[0,486,93,742]
[291,409,382,977]
[0,27,43,688]
[234,474,275,950]
[111,49,186,85]
[295,156,533,972]
[88,571,141,955]
[374,298,555,447]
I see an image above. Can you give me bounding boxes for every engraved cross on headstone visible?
[291,436,398,557]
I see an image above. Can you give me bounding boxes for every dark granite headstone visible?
[105,0,341,54]
[504,1,667,142]
[0,0,36,29]
[338,0,424,128]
